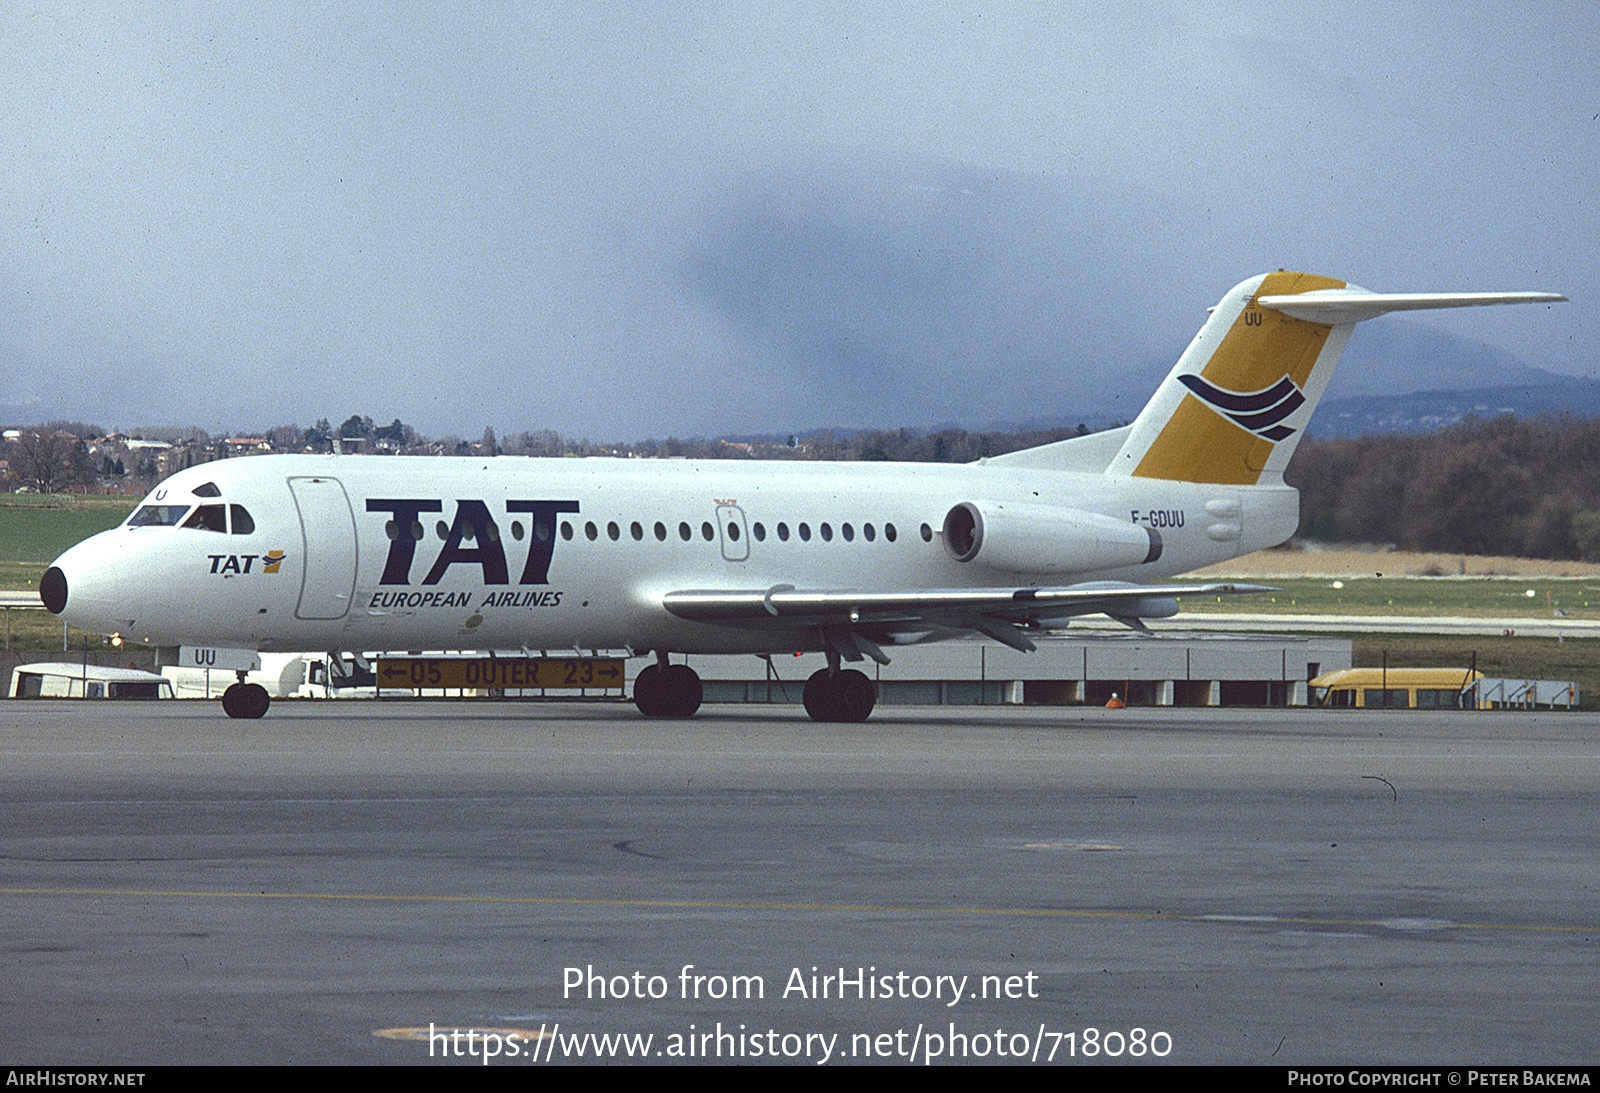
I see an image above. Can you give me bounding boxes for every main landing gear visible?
[221,672,270,719]
[633,655,703,718]
[632,652,877,722]
[802,667,877,723]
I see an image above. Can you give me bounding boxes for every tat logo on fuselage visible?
[1177,373,1306,442]
[365,499,580,586]
[208,549,287,575]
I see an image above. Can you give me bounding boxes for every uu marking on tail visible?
[1175,373,1306,443]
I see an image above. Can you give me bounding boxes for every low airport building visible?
[682,632,1353,708]
[4,633,1352,707]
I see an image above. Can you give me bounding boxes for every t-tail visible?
[1108,271,1566,485]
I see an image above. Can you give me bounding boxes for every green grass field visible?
[1,497,136,651]
[1176,575,1600,619]
[0,495,136,568]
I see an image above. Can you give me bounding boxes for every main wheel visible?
[803,668,876,722]
[802,669,835,721]
[834,668,876,722]
[660,664,703,718]
[635,663,702,717]
[633,663,667,716]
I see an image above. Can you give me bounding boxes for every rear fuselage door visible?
[288,476,358,620]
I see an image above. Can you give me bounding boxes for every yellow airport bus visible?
[1310,668,1483,710]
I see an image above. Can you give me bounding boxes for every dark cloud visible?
[681,159,1184,429]
[0,5,1587,439]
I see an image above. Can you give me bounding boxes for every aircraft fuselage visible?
[46,453,1296,655]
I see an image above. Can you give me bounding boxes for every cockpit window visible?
[127,505,192,527]
[230,505,255,535]
[181,504,228,533]
[192,482,222,498]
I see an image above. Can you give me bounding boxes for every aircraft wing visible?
[661,581,1273,660]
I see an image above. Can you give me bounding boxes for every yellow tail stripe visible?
[1133,272,1344,484]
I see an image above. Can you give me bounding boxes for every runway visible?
[2,699,1595,1065]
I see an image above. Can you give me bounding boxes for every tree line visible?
[15,410,1600,561]
[1286,415,1600,561]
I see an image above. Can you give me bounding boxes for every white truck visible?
[160,651,386,699]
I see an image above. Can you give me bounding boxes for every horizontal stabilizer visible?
[1258,290,1566,325]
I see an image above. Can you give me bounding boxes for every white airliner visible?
[42,272,1563,720]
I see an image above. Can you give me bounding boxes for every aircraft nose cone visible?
[40,566,67,614]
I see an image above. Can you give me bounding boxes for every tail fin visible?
[1108,272,1565,485]
[1109,271,1348,484]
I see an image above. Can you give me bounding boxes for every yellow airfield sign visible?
[374,656,625,690]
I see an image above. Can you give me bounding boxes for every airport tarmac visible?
[1,699,1595,1066]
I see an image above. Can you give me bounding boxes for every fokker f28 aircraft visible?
[42,272,1563,721]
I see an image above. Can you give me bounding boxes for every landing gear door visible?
[716,504,749,562]
[288,477,358,620]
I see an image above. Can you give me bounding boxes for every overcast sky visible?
[1,3,1593,439]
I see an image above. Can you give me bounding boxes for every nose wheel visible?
[221,682,271,719]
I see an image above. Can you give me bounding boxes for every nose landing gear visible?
[221,674,271,719]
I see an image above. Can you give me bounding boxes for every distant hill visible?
[1309,378,1600,438]
[1063,316,1592,440]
